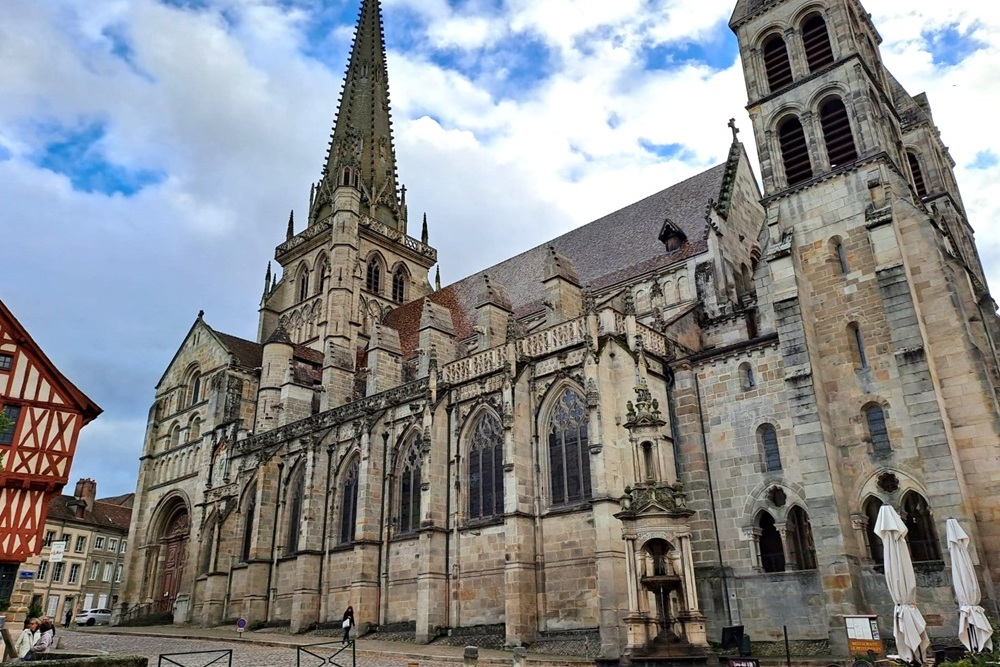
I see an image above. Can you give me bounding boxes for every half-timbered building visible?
[0,299,102,618]
[122,0,1000,660]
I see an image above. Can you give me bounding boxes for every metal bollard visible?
[464,645,479,667]
[512,646,527,667]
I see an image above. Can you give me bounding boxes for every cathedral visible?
[120,0,1000,660]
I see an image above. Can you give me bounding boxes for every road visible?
[60,630,412,667]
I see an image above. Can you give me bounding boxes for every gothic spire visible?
[315,0,402,230]
[286,211,294,241]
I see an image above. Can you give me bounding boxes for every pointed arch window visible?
[863,496,884,564]
[188,416,201,441]
[757,511,785,572]
[762,34,794,92]
[339,458,360,544]
[786,506,817,570]
[241,483,257,563]
[298,270,310,301]
[468,412,504,520]
[392,267,407,304]
[865,404,891,455]
[778,116,812,186]
[548,389,592,506]
[759,424,782,472]
[286,467,305,554]
[366,257,382,294]
[820,97,858,168]
[902,492,941,562]
[317,257,331,294]
[907,151,928,198]
[398,436,422,534]
[802,13,835,72]
[187,367,202,406]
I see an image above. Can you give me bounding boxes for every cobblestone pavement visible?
[60,629,445,667]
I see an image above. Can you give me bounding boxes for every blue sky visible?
[2,0,999,496]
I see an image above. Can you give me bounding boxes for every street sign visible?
[18,571,34,579]
[236,618,247,637]
[49,542,65,563]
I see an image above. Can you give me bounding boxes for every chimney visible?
[74,478,97,514]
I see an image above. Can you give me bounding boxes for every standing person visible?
[23,617,55,661]
[64,607,73,628]
[341,605,355,644]
[14,618,40,659]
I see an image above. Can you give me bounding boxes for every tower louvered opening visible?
[802,14,835,72]
[778,116,812,186]
[907,151,928,198]
[763,34,793,92]
[820,97,857,168]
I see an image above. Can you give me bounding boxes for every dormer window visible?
[659,219,687,252]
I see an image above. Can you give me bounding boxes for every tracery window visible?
[392,267,407,303]
[786,506,817,570]
[902,491,941,562]
[340,458,360,544]
[241,483,257,562]
[865,404,890,455]
[286,467,305,554]
[757,511,784,573]
[763,34,793,91]
[548,389,592,506]
[397,436,422,534]
[366,257,382,294]
[468,412,504,520]
[759,424,782,472]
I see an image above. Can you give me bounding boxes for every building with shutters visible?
[120,0,1000,659]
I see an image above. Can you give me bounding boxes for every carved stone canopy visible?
[616,482,694,519]
[624,382,665,430]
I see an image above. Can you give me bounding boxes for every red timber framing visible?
[0,299,101,565]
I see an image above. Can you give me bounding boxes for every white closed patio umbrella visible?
[946,518,993,652]
[875,504,931,664]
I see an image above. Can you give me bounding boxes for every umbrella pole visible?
[969,624,978,653]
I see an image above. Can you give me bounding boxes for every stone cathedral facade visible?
[121,0,1000,659]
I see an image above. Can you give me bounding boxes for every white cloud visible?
[4,0,1000,495]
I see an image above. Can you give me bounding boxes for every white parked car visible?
[75,609,112,626]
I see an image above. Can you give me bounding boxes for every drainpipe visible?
[318,444,334,623]
[265,460,285,622]
[375,430,390,626]
[693,371,733,625]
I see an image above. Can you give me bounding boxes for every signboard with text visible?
[49,541,65,564]
[845,615,883,656]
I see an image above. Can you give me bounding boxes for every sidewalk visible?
[88,624,593,667]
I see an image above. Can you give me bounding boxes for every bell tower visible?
[258,0,438,411]
[729,0,1000,653]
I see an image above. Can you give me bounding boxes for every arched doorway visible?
[153,501,190,612]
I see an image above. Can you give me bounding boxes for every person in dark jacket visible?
[341,606,355,644]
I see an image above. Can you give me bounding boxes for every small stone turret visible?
[418,299,457,376]
[475,275,512,351]
[367,324,403,395]
[543,246,583,326]
[255,325,294,432]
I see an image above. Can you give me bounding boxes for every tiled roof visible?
[97,493,135,508]
[46,495,132,532]
[384,163,725,356]
[449,163,725,317]
[213,331,264,369]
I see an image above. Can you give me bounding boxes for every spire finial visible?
[286,210,294,241]
[434,266,441,292]
[421,213,429,244]
[728,118,739,143]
